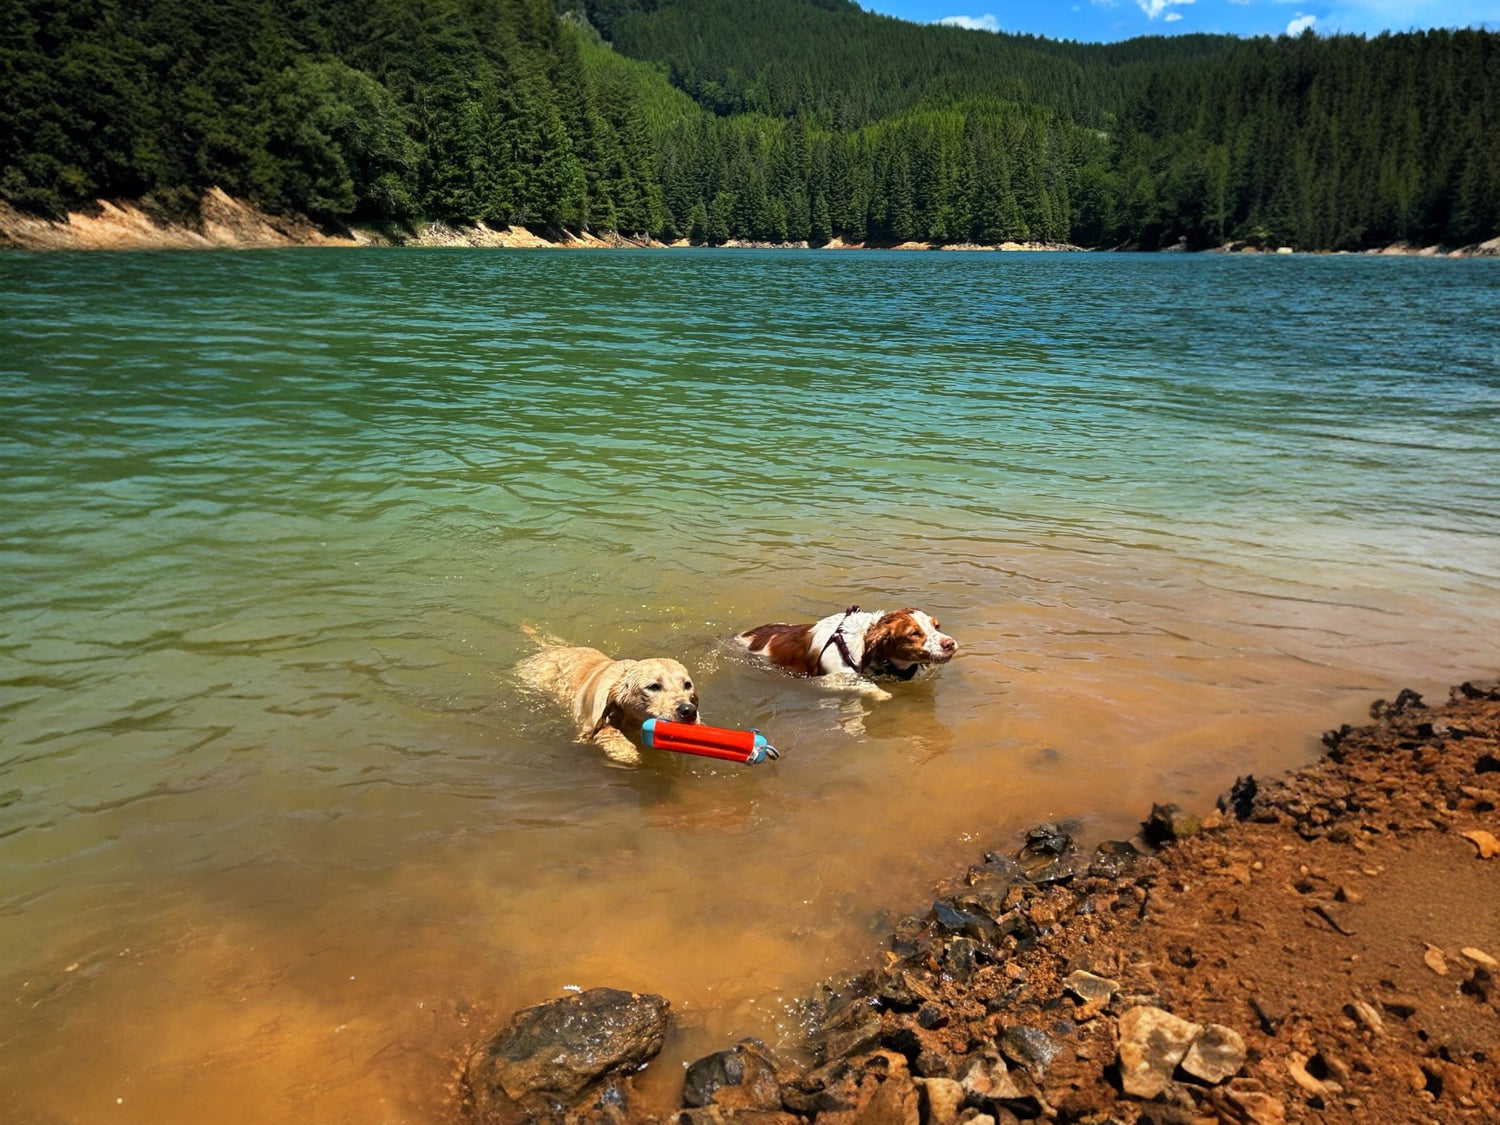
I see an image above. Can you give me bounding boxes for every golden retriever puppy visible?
[517,644,700,766]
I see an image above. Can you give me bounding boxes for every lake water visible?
[2,248,1498,1122]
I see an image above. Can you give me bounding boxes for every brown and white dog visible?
[517,643,700,766]
[733,606,956,695]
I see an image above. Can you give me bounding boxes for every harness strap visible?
[815,604,861,673]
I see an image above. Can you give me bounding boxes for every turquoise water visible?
[2,248,1498,1122]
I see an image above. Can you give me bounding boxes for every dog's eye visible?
[683,681,692,691]
[646,682,662,692]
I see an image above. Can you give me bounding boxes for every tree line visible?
[2,0,1496,249]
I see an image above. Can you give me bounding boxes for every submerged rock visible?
[1022,822,1073,856]
[465,987,669,1123]
[1142,803,1201,846]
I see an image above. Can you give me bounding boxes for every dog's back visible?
[516,645,618,728]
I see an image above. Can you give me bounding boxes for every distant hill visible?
[584,0,1242,126]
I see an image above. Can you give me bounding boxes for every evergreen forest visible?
[2,0,1497,249]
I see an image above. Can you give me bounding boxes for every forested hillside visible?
[2,0,1496,249]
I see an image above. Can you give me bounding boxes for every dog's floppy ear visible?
[865,608,918,663]
[586,692,627,740]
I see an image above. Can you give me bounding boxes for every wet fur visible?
[733,607,956,698]
[517,644,699,766]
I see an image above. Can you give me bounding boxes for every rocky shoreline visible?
[461,679,1500,1124]
[4,190,1498,257]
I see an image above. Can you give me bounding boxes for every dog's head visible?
[589,657,700,737]
[865,609,957,670]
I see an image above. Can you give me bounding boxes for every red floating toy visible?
[641,719,779,764]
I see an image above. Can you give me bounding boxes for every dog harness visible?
[817,604,863,673]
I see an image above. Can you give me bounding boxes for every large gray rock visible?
[465,988,670,1123]
[1116,1005,1202,1099]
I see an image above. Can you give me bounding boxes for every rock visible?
[1021,823,1073,856]
[823,1053,920,1125]
[1179,1024,1246,1084]
[916,1002,949,1029]
[786,1050,912,1121]
[465,987,669,1122]
[1461,965,1494,1004]
[958,1049,1022,1102]
[682,1039,789,1110]
[933,899,999,943]
[1223,1079,1287,1125]
[1088,840,1142,880]
[1019,853,1080,886]
[1143,803,1201,846]
[1423,943,1450,975]
[916,1076,965,1125]
[1016,823,1080,884]
[879,969,941,1011]
[1247,994,1288,1035]
[970,853,1026,887]
[1461,829,1500,858]
[860,1071,921,1125]
[1370,688,1424,717]
[1115,1005,1202,1099]
[998,1025,1058,1079]
[1284,1054,1330,1097]
[943,936,981,981]
[1063,969,1119,1018]
[1461,946,1499,969]
[815,1009,885,1063]
[1346,999,1384,1035]
[1219,775,1260,820]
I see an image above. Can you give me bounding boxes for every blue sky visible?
[860,0,1499,43]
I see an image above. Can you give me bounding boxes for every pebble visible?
[1461,829,1500,858]
[1179,1023,1247,1084]
[998,1025,1059,1079]
[1286,1054,1334,1097]
[1227,1085,1288,1125]
[1461,946,1498,969]
[958,1050,1021,1102]
[1063,969,1119,1017]
[1423,943,1449,975]
[1348,998,1385,1035]
[1116,1005,1202,1098]
[916,1076,965,1125]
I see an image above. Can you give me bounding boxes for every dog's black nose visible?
[675,702,699,722]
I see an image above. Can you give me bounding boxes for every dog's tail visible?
[521,623,569,649]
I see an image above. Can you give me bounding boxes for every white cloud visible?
[1286,14,1317,34]
[1311,3,1498,38]
[1165,11,1184,19]
[1137,0,1194,19]
[938,13,1001,31]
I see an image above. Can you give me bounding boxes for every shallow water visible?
[1,248,1497,1122]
